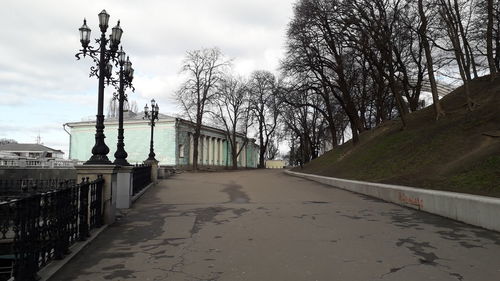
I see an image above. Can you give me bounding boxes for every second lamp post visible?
[113,47,134,166]
[144,99,159,162]
[77,10,124,165]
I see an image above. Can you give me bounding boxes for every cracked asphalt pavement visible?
[49,169,500,281]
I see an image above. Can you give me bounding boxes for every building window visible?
[179,144,185,158]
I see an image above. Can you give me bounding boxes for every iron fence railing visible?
[0,176,104,281]
[132,164,152,195]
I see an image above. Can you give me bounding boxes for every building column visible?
[207,137,212,166]
[203,136,208,165]
[205,135,209,165]
[198,135,203,165]
[212,138,217,166]
[211,137,215,165]
[189,133,194,165]
[220,140,225,166]
[215,138,220,165]
[203,136,206,165]
[242,143,247,168]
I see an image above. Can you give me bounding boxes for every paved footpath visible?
[50,170,500,281]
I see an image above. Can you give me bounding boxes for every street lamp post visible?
[113,49,134,166]
[76,10,124,165]
[144,99,159,162]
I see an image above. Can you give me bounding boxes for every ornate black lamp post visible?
[76,10,124,165]
[144,99,159,162]
[113,48,134,166]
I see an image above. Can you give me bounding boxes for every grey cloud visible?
[0,0,294,153]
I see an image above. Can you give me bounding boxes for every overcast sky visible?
[0,0,295,156]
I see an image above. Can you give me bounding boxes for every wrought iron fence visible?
[0,176,104,281]
[132,164,152,195]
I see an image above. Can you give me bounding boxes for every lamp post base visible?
[84,155,112,165]
[144,158,158,165]
[113,158,131,166]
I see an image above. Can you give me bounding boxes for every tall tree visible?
[0,138,17,145]
[486,0,497,76]
[248,70,280,168]
[176,47,230,171]
[211,75,251,169]
[284,0,367,142]
[418,0,446,119]
[438,0,476,110]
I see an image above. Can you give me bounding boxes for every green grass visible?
[295,76,500,197]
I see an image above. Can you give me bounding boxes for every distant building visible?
[0,143,64,159]
[65,113,259,168]
[265,160,286,169]
[0,143,72,168]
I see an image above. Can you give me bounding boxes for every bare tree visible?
[486,0,497,75]
[266,137,280,160]
[107,98,118,118]
[284,0,367,141]
[418,0,446,119]
[211,75,251,169]
[0,138,17,145]
[437,0,476,110]
[248,70,280,168]
[176,47,230,171]
[129,101,138,113]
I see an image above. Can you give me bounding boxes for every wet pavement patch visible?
[102,264,125,270]
[231,208,249,216]
[221,182,250,203]
[383,208,500,247]
[396,237,439,266]
[185,206,249,235]
[103,269,136,280]
[303,201,329,204]
[341,214,364,220]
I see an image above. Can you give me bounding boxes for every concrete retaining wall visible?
[286,170,500,232]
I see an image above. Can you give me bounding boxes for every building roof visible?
[65,111,176,126]
[65,112,256,143]
[106,111,175,121]
[0,143,64,154]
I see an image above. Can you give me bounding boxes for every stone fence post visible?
[116,166,134,209]
[144,159,159,184]
[75,165,118,225]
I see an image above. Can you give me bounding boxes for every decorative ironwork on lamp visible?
[75,10,126,165]
[113,48,135,166]
[144,99,159,162]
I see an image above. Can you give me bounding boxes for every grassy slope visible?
[295,76,500,197]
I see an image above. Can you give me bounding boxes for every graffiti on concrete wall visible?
[398,192,423,209]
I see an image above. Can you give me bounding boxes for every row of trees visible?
[280,0,499,165]
[176,48,281,170]
[177,0,500,169]
[0,138,17,145]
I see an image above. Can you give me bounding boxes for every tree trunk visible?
[418,0,445,120]
[258,122,265,168]
[387,62,408,128]
[453,0,478,79]
[231,151,238,170]
[486,0,496,77]
[192,129,200,171]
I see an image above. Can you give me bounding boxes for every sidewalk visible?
[49,170,500,281]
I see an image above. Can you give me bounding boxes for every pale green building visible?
[65,113,259,168]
